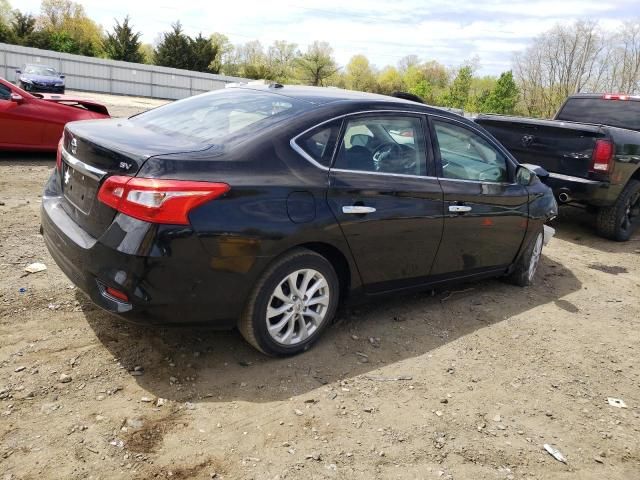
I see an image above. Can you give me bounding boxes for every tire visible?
[596,179,640,241]
[238,248,339,356]
[505,228,544,287]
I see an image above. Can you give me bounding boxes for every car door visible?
[327,113,444,293]
[428,116,529,276]
[0,83,45,147]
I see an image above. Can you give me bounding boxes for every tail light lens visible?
[56,137,63,172]
[591,139,614,173]
[97,176,230,225]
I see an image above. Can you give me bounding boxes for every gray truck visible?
[476,94,640,241]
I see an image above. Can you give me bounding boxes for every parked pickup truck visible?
[475,94,640,241]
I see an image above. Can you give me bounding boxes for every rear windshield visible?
[556,97,640,131]
[131,88,307,144]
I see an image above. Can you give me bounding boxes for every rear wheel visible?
[596,179,640,241]
[239,249,339,356]
[505,228,544,287]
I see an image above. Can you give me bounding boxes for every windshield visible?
[131,88,307,144]
[556,97,640,131]
[24,65,59,77]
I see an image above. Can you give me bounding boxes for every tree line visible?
[1,0,639,116]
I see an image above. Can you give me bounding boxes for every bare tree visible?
[512,20,623,117]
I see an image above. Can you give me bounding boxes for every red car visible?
[0,77,109,152]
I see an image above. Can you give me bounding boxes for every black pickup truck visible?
[476,94,640,241]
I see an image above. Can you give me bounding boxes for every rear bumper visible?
[544,172,610,205]
[40,172,264,328]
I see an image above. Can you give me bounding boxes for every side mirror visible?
[520,163,549,179]
[15,69,21,74]
[516,165,535,186]
[10,93,24,104]
[59,75,65,79]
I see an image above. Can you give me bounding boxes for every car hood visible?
[21,74,63,83]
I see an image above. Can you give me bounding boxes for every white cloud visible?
[13,0,639,74]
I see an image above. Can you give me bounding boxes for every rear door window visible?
[295,119,342,167]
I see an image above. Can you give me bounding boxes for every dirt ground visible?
[1,92,639,480]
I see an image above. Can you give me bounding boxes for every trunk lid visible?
[60,119,210,238]
[475,115,606,179]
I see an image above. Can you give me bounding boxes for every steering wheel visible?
[372,142,402,164]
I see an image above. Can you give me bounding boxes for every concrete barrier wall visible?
[0,43,249,100]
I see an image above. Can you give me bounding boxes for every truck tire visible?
[504,227,544,287]
[596,179,640,241]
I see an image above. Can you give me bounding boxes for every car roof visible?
[239,84,418,104]
[235,84,462,118]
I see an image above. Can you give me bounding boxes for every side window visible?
[334,116,426,176]
[295,119,342,167]
[433,120,509,183]
[0,84,11,101]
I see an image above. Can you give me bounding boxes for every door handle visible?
[448,205,472,213]
[342,206,376,214]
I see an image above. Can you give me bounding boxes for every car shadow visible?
[79,253,581,404]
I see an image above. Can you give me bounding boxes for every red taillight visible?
[105,286,129,302]
[97,176,230,225]
[591,139,614,173]
[603,93,629,100]
[56,137,63,172]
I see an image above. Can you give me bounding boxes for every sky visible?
[14,0,640,74]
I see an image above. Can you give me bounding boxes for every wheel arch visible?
[296,242,353,303]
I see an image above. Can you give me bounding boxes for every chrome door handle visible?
[448,205,472,213]
[342,206,376,214]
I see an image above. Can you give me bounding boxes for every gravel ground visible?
[0,92,639,480]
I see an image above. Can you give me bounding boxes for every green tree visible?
[10,10,36,42]
[209,32,232,74]
[295,41,338,86]
[267,40,299,82]
[38,0,104,56]
[345,54,377,92]
[445,65,473,109]
[377,66,404,94]
[190,33,216,72]
[0,0,11,25]
[154,22,193,69]
[103,16,143,63]
[480,71,519,114]
[138,43,154,64]
[0,22,14,43]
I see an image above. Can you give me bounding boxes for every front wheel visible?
[239,249,339,356]
[505,228,544,287]
[596,179,640,241]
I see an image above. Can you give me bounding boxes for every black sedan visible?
[41,85,558,356]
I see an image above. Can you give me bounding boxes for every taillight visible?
[97,176,230,225]
[591,139,614,173]
[56,137,63,172]
[603,94,629,100]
